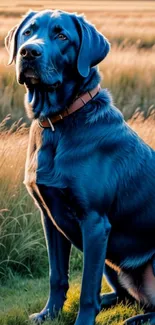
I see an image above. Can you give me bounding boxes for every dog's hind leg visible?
[121,261,155,325]
[100,264,135,310]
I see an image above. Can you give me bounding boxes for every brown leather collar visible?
[38,83,100,131]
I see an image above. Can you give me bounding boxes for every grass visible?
[1,1,155,324]
[0,274,146,325]
[1,2,155,49]
[0,58,25,123]
[0,128,42,280]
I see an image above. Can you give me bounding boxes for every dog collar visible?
[38,84,101,131]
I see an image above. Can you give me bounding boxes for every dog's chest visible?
[36,129,75,188]
[36,128,98,187]
[25,121,115,217]
[24,124,83,189]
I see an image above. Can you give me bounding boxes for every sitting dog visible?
[5,9,155,325]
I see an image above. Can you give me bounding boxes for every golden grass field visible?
[0,1,155,325]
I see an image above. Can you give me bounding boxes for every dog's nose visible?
[20,44,42,60]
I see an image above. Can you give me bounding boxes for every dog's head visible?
[5,10,110,118]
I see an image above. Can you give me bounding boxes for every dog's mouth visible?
[23,69,40,85]
[19,68,61,91]
[19,68,40,86]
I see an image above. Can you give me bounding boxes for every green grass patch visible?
[0,275,149,325]
[0,183,83,281]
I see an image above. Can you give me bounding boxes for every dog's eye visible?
[23,29,31,36]
[58,34,67,40]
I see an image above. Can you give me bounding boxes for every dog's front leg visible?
[29,188,71,324]
[75,213,111,325]
[30,210,71,323]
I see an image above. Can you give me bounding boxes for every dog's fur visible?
[5,10,155,325]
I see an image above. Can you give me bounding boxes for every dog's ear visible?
[75,15,110,78]
[5,10,37,65]
[5,25,18,65]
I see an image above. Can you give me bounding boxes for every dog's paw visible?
[29,309,51,324]
[123,312,155,325]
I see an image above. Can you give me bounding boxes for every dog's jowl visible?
[5,9,155,325]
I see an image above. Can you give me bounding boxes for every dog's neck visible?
[25,67,101,120]
[77,67,101,95]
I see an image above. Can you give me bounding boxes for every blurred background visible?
[0,2,155,325]
[1,1,155,121]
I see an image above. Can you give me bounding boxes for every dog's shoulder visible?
[87,88,153,154]
[84,88,155,185]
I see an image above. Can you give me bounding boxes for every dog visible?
[5,9,155,325]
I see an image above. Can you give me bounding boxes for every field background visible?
[0,1,155,325]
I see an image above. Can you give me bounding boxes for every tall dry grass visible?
[0,54,25,122]
[1,1,155,48]
[101,46,155,119]
[0,1,155,15]
[0,124,45,280]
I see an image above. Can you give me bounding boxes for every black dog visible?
[5,9,155,325]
